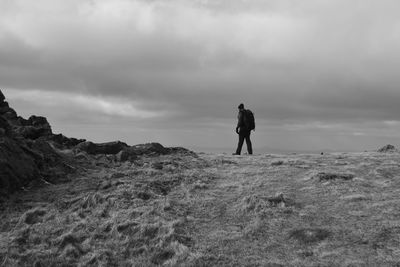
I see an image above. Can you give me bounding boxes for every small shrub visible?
[152,162,164,170]
[289,228,330,244]
[22,208,47,225]
[136,191,152,200]
[271,160,284,166]
[140,223,160,240]
[150,248,175,265]
[315,172,355,181]
[13,226,30,245]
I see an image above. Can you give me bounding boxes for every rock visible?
[99,180,112,190]
[130,142,168,155]
[74,151,90,161]
[30,139,62,164]
[2,109,17,120]
[0,137,40,194]
[15,116,52,140]
[0,103,52,140]
[117,143,166,162]
[22,208,47,225]
[14,125,51,140]
[152,162,164,170]
[377,144,398,153]
[49,134,86,149]
[116,148,138,162]
[20,116,52,139]
[0,101,10,112]
[28,115,50,127]
[76,141,128,155]
[0,89,4,102]
[75,141,96,154]
[136,191,153,200]
[0,90,71,194]
[271,160,284,166]
[166,146,197,156]
[267,192,285,205]
[0,89,194,195]
[0,116,11,135]
[117,143,196,162]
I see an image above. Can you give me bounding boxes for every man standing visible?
[233,103,254,155]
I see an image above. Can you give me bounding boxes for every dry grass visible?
[1,151,400,266]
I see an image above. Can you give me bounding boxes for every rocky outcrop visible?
[0,90,73,194]
[10,115,52,140]
[0,137,40,193]
[48,134,86,149]
[72,141,195,162]
[377,144,398,153]
[0,89,196,194]
[13,119,52,140]
[0,92,53,140]
[0,116,11,136]
[75,141,129,155]
[117,143,196,162]
[0,91,14,139]
[125,142,168,155]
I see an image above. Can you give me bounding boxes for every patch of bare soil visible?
[2,151,400,266]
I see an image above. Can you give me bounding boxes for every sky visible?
[1,0,400,153]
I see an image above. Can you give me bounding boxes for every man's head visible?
[238,103,244,110]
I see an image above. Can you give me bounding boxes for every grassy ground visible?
[1,151,400,266]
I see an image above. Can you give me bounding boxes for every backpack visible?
[243,109,255,131]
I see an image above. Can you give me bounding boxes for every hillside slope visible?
[0,89,190,196]
[1,151,400,266]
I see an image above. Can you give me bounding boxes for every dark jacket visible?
[236,109,249,134]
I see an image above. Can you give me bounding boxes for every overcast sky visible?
[1,0,400,153]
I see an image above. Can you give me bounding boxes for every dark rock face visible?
[0,137,40,194]
[0,104,10,116]
[0,92,52,140]
[49,134,86,149]
[131,142,168,155]
[377,144,398,153]
[0,92,12,137]
[12,116,52,140]
[0,116,11,136]
[0,90,4,102]
[0,89,72,194]
[14,125,48,140]
[76,141,128,155]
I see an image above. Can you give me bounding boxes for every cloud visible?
[2,0,400,150]
[6,89,165,119]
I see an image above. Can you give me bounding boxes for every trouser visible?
[236,130,252,155]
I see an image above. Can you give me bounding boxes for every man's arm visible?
[236,111,244,133]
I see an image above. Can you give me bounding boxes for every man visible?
[233,103,253,155]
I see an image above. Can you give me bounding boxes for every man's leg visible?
[245,131,253,155]
[235,134,245,155]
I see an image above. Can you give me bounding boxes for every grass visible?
[1,151,400,266]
